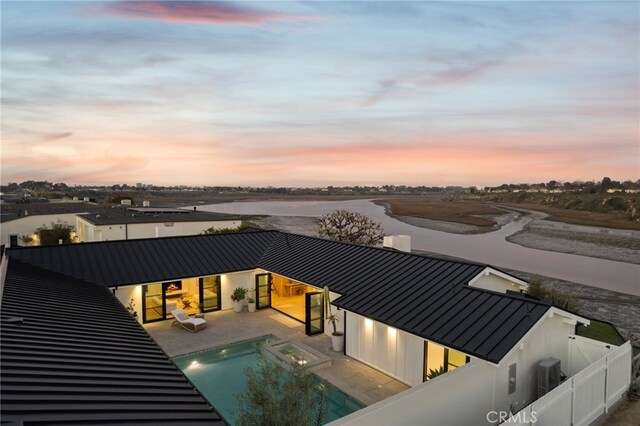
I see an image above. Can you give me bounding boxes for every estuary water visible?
[195,199,640,296]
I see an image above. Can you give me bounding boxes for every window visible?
[424,341,470,381]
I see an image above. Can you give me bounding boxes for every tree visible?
[202,223,249,234]
[316,210,384,246]
[36,220,76,246]
[236,356,326,426]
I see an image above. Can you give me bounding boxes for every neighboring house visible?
[1,204,242,245]
[1,230,632,425]
[75,208,243,242]
[1,212,83,247]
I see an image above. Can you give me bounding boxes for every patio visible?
[145,308,409,406]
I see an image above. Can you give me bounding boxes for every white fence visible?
[504,341,632,426]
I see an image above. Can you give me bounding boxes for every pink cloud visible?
[89,1,316,26]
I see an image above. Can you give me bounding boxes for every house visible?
[1,230,632,425]
[1,204,242,246]
[75,207,243,242]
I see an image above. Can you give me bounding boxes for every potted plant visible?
[324,286,344,352]
[247,289,257,313]
[327,313,344,352]
[231,287,248,313]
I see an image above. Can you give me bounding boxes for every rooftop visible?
[7,230,550,364]
[0,259,222,425]
[77,209,243,225]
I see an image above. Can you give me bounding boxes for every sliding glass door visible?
[143,283,163,323]
[200,276,221,312]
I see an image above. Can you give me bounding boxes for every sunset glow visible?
[1,1,638,187]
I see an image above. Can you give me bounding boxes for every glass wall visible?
[270,274,318,322]
[200,276,221,312]
[143,283,163,322]
[142,275,220,323]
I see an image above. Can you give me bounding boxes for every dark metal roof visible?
[0,260,222,425]
[0,203,103,223]
[6,230,551,364]
[7,231,279,287]
[258,233,550,364]
[78,210,243,225]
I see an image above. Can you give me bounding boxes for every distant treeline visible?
[484,177,640,194]
[2,177,639,197]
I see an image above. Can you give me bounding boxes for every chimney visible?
[383,235,411,253]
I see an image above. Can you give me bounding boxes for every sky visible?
[1,1,638,187]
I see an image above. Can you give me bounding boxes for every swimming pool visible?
[173,336,364,425]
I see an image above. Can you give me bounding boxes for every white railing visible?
[504,341,632,426]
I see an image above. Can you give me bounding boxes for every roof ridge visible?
[461,284,550,307]
[261,230,488,268]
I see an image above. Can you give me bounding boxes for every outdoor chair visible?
[171,309,206,333]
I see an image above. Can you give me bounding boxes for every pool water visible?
[173,336,364,425]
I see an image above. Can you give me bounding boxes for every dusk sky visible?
[1,1,638,187]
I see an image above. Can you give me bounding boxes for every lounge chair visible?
[171,309,206,333]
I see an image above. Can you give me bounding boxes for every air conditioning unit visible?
[537,357,561,398]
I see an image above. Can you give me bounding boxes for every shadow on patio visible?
[145,308,409,405]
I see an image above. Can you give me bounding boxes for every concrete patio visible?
[145,308,409,406]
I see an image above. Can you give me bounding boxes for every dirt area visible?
[598,397,640,426]
[377,200,517,234]
[499,201,640,231]
[506,216,640,265]
[378,196,501,228]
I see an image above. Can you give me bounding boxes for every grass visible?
[576,319,626,346]
[380,196,501,227]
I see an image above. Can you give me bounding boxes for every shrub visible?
[236,355,326,426]
[526,276,580,313]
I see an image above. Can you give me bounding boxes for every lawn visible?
[576,320,626,346]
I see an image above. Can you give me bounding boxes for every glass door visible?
[305,292,324,335]
[142,283,163,323]
[199,276,221,312]
[255,273,271,309]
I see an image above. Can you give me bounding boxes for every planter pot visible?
[331,332,345,352]
[233,300,243,313]
[248,302,256,313]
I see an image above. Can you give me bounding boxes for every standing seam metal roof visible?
[0,260,222,425]
[6,230,551,364]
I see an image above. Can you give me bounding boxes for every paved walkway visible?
[145,308,409,406]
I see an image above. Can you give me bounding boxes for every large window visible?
[270,274,318,322]
[141,275,220,323]
[423,341,469,381]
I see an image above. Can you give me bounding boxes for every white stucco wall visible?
[332,361,496,426]
[335,310,581,426]
[2,214,79,245]
[494,312,576,414]
[220,270,258,310]
[346,311,425,386]
[76,219,241,242]
[114,284,143,324]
